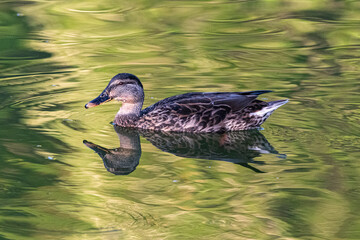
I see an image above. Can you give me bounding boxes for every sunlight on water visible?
[0,0,359,239]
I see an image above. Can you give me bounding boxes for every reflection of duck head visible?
[85,125,284,175]
[83,126,141,175]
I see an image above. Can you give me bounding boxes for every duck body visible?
[135,92,286,132]
[85,73,288,133]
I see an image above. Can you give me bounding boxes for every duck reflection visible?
[83,127,141,175]
[84,126,284,175]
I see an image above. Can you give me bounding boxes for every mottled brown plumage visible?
[85,73,288,132]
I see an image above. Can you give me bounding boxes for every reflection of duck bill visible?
[83,140,140,175]
[83,140,109,154]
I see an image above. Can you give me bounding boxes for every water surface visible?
[0,0,359,239]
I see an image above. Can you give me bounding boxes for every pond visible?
[0,0,359,239]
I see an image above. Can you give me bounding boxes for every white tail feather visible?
[250,99,289,117]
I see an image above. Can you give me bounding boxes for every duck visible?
[85,73,288,132]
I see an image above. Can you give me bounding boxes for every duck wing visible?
[139,91,271,132]
[142,91,271,115]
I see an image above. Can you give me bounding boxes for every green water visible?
[1,0,359,239]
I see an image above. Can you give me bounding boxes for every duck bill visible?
[85,91,112,109]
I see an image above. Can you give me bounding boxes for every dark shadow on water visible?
[84,126,285,175]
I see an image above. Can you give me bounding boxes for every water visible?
[0,0,359,239]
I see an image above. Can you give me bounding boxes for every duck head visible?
[85,73,144,109]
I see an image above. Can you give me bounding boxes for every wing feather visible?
[142,91,269,115]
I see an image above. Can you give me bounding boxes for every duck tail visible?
[267,99,289,109]
[251,99,289,117]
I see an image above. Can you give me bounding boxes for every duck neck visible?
[117,101,143,117]
[114,101,143,126]
[115,127,141,150]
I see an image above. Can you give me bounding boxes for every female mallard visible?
[85,73,288,132]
